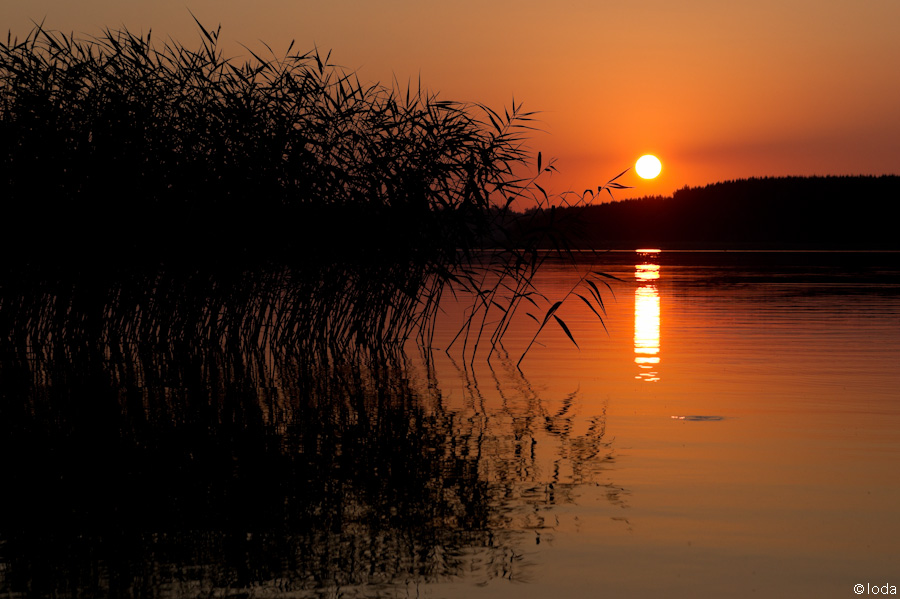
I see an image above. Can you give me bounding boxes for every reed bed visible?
[1,22,614,362]
[0,23,622,595]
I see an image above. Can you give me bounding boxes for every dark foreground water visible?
[2,251,899,598]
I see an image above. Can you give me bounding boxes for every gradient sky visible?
[4,0,899,200]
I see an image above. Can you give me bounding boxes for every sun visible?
[635,154,662,179]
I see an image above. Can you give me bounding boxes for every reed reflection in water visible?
[0,268,623,598]
[634,251,661,382]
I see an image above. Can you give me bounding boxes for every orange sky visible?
[5,0,899,200]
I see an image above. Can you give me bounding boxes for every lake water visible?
[1,251,899,598]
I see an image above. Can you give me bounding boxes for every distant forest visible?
[527,176,900,250]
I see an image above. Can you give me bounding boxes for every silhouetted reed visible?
[1,22,613,360]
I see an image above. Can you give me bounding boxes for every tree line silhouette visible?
[531,175,900,249]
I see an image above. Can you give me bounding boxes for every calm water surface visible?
[1,251,899,598]
[423,250,900,598]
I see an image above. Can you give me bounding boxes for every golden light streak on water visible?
[634,251,661,382]
[635,263,660,281]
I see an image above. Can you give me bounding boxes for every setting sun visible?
[636,154,662,179]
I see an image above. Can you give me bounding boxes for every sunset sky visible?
[4,0,899,200]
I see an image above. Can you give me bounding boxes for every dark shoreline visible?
[526,175,900,252]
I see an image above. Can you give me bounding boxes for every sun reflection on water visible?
[634,251,661,382]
